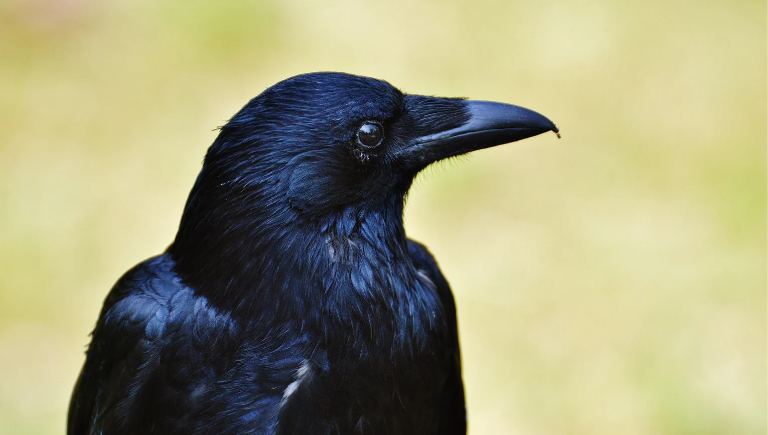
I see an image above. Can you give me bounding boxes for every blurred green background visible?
[0,0,764,434]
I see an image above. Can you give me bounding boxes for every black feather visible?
[69,71,556,434]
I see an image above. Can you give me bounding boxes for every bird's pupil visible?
[357,122,383,148]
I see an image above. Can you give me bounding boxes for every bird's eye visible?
[356,122,384,148]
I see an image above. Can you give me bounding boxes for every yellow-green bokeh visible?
[0,0,764,434]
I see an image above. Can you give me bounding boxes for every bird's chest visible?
[280,330,451,435]
[320,262,450,372]
[274,233,454,432]
[289,272,452,432]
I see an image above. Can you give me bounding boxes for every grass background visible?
[0,0,765,433]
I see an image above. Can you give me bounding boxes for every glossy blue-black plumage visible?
[69,72,557,435]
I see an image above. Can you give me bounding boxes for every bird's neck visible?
[316,206,448,366]
[169,195,417,323]
[169,193,448,368]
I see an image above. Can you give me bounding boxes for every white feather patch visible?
[280,360,311,408]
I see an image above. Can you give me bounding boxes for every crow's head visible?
[181,72,557,220]
[170,73,557,310]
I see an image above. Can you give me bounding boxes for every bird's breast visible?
[284,265,452,429]
[278,324,451,434]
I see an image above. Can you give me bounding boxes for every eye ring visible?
[356,122,384,149]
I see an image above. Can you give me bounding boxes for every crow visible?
[68,72,558,435]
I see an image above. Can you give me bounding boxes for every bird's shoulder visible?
[69,254,304,434]
[95,254,238,349]
[69,254,216,434]
[98,254,192,339]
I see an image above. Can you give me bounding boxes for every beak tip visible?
[549,123,560,138]
[531,111,558,137]
[472,101,558,141]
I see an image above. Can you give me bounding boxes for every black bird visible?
[68,72,558,435]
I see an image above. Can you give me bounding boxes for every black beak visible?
[395,99,558,172]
